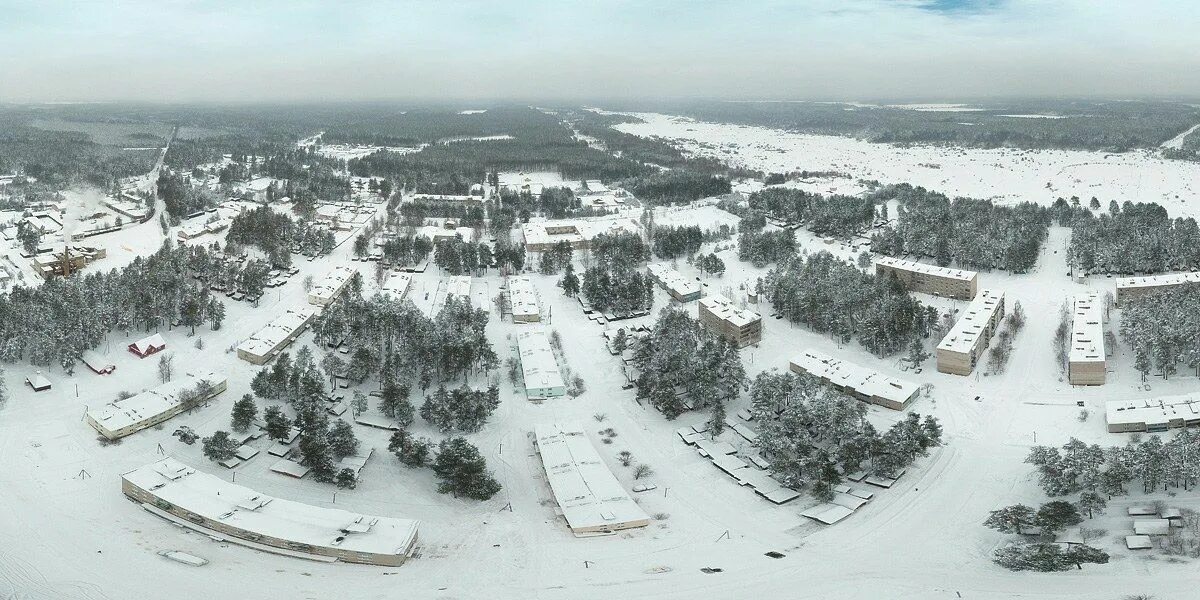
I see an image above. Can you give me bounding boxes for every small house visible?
[25,373,52,392]
[81,350,116,374]
[128,334,166,358]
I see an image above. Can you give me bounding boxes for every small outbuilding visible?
[81,350,116,374]
[25,373,52,392]
[128,334,167,358]
[1125,535,1154,550]
[1133,519,1171,536]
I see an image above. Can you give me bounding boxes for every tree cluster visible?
[737,229,797,267]
[748,188,876,238]
[1120,285,1200,380]
[1069,201,1200,274]
[419,383,501,433]
[633,307,745,422]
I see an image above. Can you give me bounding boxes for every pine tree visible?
[388,429,433,467]
[335,468,358,489]
[431,437,501,500]
[202,430,238,462]
[328,419,360,459]
[263,405,292,441]
[231,394,258,432]
[984,504,1036,534]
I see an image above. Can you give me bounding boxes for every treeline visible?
[1068,201,1200,274]
[751,370,942,499]
[434,238,493,276]
[312,293,496,390]
[620,171,731,205]
[652,225,703,259]
[748,188,876,238]
[869,184,1050,272]
[764,251,934,356]
[633,307,745,422]
[738,229,796,267]
[1120,285,1200,380]
[157,171,218,222]
[0,241,227,370]
[399,199,486,228]
[1027,434,1200,498]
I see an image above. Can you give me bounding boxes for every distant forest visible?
[603,99,1200,152]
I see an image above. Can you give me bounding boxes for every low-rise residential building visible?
[1115,272,1200,306]
[789,350,920,411]
[647,263,702,302]
[508,275,541,323]
[380,273,411,300]
[936,289,1006,376]
[122,458,419,566]
[1106,396,1200,433]
[875,257,978,300]
[1069,292,1107,386]
[534,423,651,536]
[87,373,228,439]
[516,327,565,400]
[236,308,317,364]
[520,217,640,252]
[698,294,762,347]
[308,266,357,306]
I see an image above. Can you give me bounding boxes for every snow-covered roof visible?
[534,423,650,533]
[124,458,418,558]
[647,263,701,298]
[309,266,357,305]
[516,327,564,395]
[236,308,317,360]
[875,256,977,282]
[130,333,166,354]
[81,350,115,372]
[380,273,411,299]
[1116,271,1200,291]
[444,276,472,305]
[508,276,540,321]
[520,217,640,248]
[1106,395,1200,429]
[87,372,226,436]
[789,349,919,407]
[936,289,1004,355]
[698,294,760,328]
[1069,292,1105,364]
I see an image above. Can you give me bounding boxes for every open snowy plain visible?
[3,125,1200,600]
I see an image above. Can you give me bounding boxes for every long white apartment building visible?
[379,273,412,301]
[875,257,978,300]
[507,275,541,323]
[122,458,419,566]
[1106,395,1200,433]
[308,266,358,306]
[521,217,640,252]
[87,373,228,439]
[236,308,318,364]
[1115,272,1200,306]
[516,327,565,400]
[534,423,651,536]
[1069,292,1107,386]
[789,350,920,411]
[935,289,1006,376]
[647,263,702,302]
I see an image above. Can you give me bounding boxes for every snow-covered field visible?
[612,112,1200,217]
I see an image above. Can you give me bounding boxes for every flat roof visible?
[309,266,357,303]
[520,217,640,248]
[699,294,760,327]
[1116,272,1200,291]
[508,276,540,320]
[124,458,418,557]
[236,308,317,359]
[88,372,226,433]
[517,327,565,394]
[647,263,701,297]
[875,256,977,282]
[789,349,919,405]
[1070,292,1106,364]
[1107,395,1200,427]
[380,273,411,299]
[936,289,1004,355]
[534,423,650,532]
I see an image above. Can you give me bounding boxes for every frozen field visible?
[612,112,1200,217]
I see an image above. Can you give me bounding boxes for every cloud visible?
[0,0,1198,102]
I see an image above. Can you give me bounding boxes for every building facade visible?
[1115,272,1200,306]
[875,257,978,300]
[789,350,920,411]
[698,295,762,347]
[935,289,1006,376]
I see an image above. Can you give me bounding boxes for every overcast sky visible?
[2,0,1199,103]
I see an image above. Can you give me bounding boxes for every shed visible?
[81,351,116,374]
[1125,535,1153,550]
[1128,506,1157,516]
[234,445,260,461]
[801,503,854,525]
[25,373,52,392]
[270,459,310,479]
[1134,519,1171,536]
[128,334,167,358]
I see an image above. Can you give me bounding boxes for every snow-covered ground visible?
[611,112,1200,218]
